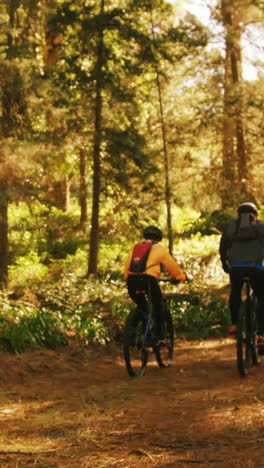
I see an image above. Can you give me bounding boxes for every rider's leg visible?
[229,268,244,327]
[126,275,149,340]
[250,269,264,337]
[146,276,163,340]
[127,275,148,312]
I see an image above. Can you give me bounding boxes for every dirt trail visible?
[0,338,264,467]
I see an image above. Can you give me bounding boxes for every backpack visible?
[226,214,264,266]
[129,241,152,273]
[236,213,257,240]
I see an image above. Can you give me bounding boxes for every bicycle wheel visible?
[251,296,262,367]
[236,302,252,377]
[155,308,174,368]
[123,308,148,377]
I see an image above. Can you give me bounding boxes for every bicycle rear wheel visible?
[123,308,148,377]
[236,302,251,377]
[251,296,261,367]
[155,308,174,368]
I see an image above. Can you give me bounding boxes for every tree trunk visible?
[0,178,8,289]
[155,71,173,254]
[0,0,19,289]
[221,1,237,210]
[221,0,252,209]
[151,11,173,253]
[87,0,105,276]
[231,9,251,200]
[79,147,87,230]
[47,178,71,212]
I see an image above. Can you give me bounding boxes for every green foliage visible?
[44,207,86,260]
[182,210,235,236]
[0,274,127,353]
[9,252,49,288]
[169,292,230,339]
[0,308,68,354]
[9,202,85,262]
[33,274,126,344]
[0,265,230,353]
[6,196,233,352]
[174,234,227,291]
[68,310,111,345]
[176,233,220,256]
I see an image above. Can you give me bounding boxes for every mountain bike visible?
[123,278,176,378]
[236,277,262,377]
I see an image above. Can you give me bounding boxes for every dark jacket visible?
[219,218,264,272]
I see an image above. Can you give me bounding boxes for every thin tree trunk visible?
[79,147,87,230]
[0,0,19,288]
[221,1,237,210]
[231,25,250,199]
[155,71,173,254]
[0,176,8,289]
[49,179,71,212]
[87,0,105,276]
[151,11,173,253]
[221,0,252,208]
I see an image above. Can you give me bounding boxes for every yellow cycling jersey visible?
[124,241,186,281]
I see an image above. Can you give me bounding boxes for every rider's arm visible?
[219,234,229,272]
[147,244,186,281]
[162,251,186,281]
[219,221,236,273]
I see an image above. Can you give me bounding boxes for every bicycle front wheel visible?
[236,302,251,377]
[155,308,174,368]
[123,308,148,377]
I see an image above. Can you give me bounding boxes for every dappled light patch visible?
[0,340,263,465]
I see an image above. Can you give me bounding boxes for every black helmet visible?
[143,225,163,241]
[237,202,258,216]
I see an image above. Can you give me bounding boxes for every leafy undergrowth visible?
[0,276,230,353]
[0,280,229,353]
[1,242,230,353]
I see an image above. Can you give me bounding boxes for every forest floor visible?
[1,335,264,468]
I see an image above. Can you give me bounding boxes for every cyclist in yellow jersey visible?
[124,226,186,344]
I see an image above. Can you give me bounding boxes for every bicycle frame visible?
[134,278,167,347]
[123,278,175,377]
[236,277,261,376]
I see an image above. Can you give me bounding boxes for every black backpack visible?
[226,214,264,265]
[236,213,257,241]
[129,241,152,273]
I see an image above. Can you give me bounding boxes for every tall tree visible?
[149,8,173,253]
[0,0,30,288]
[0,0,49,287]
[220,0,258,208]
[87,0,105,275]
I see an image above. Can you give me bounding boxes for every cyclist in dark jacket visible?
[219,202,264,347]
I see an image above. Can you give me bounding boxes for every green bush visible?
[9,251,49,288]
[0,308,68,354]
[0,266,231,352]
[169,292,230,338]
[9,201,85,265]
[182,210,235,236]
[34,274,124,344]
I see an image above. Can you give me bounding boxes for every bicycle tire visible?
[251,296,261,367]
[236,302,251,377]
[154,308,174,368]
[123,308,148,377]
